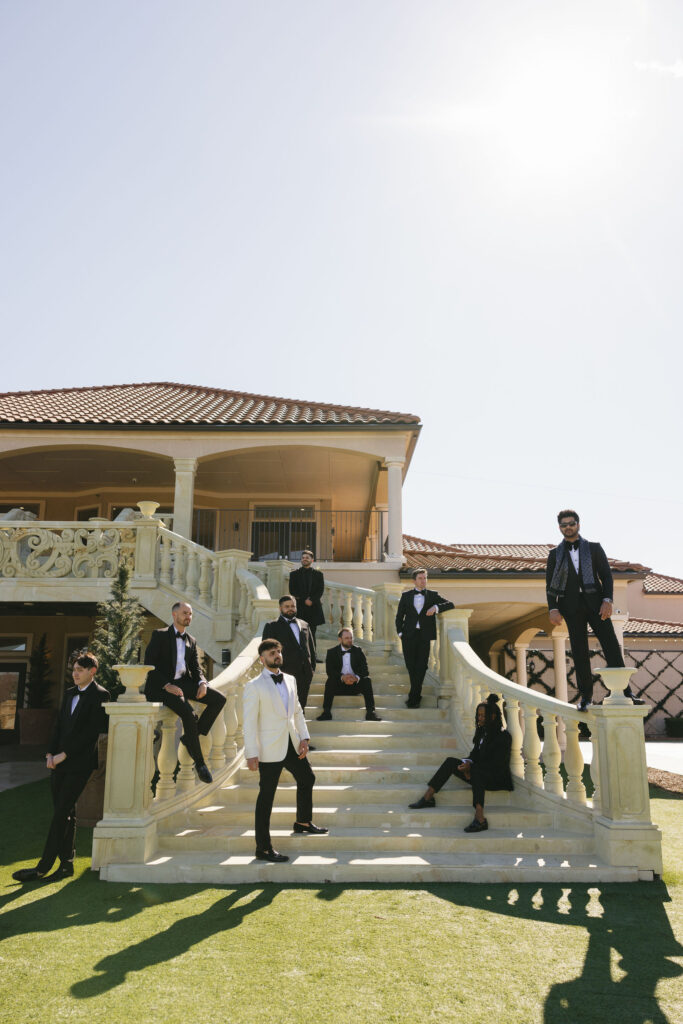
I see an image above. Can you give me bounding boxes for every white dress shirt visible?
[414,589,426,629]
[340,646,359,681]
[283,615,301,644]
[270,673,289,713]
[174,632,187,679]
[71,681,92,715]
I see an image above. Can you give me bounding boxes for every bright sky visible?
[1,1,681,577]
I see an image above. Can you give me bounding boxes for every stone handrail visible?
[0,520,137,579]
[434,610,661,874]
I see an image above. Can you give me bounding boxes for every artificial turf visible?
[1,779,681,1024]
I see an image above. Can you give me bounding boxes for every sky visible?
[1,1,681,576]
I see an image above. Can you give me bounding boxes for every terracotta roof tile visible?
[403,535,649,574]
[623,619,683,636]
[0,383,420,427]
[642,572,683,595]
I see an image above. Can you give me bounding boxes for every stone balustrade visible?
[0,521,137,579]
[322,581,375,643]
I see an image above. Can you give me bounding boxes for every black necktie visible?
[271,673,284,684]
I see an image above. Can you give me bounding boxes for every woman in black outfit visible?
[409,693,513,832]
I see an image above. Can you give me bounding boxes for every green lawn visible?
[1,780,681,1024]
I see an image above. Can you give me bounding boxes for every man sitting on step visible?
[317,628,381,722]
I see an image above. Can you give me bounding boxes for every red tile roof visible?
[623,619,683,636]
[0,383,421,427]
[642,572,683,595]
[403,535,649,574]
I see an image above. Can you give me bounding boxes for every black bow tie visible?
[414,589,425,595]
[175,631,186,640]
[340,647,352,653]
[566,542,579,551]
[271,673,284,684]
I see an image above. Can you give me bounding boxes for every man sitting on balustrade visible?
[317,628,381,722]
[409,694,513,832]
[144,602,225,784]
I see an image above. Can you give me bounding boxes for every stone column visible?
[550,625,569,747]
[385,458,405,562]
[173,457,198,539]
[611,612,628,660]
[514,643,529,687]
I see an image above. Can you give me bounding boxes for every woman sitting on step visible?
[409,693,513,832]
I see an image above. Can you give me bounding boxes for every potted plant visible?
[18,633,57,745]
[76,561,146,826]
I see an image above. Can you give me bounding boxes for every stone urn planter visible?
[76,664,153,828]
[18,707,57,746]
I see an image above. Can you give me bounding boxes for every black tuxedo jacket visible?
[545,540,613,613]
[144,625,203,700]
[468,729,513,791]
[288,567,326,626]
[262,616,316,683]
[395,588,455,641]
[48,681,109,774]
[325,644,370,684]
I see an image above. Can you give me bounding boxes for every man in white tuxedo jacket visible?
[243,639,328,863]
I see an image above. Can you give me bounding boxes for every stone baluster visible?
[155,717,180,801]
[343,592,353,630]
[541,713,563,794]
[159,533,172,585]
[198,554,212,604]
[173,541,186,590]
[522,704,543,786]
[235,680,245,750]
[353,593,363,637]
[514,643,529,687]
[563,718,587,803]
[590,726,601,812]
[363,594,373,642]
[176,731,196,793]
[224,686,238,759]
[209,703,227,772]
[186,548,200,598]
[506,697,525,778]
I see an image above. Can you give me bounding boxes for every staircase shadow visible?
[315,880,683,1024]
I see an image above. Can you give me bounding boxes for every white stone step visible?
[183,801,551,830]
[306,693,438,709]
[216,779,511,806]
[100,849,643,885]
[158,824,595,856]
[305,707,446,723]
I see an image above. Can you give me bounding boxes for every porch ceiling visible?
[463,601,549,638]
[0,448,173,493]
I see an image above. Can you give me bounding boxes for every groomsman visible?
[144,602,226,783]
[546,510,645,711]
[317,628,381,722]
[244,639,328,863]
[262,595,316,712]
[12,653,108,883]
[289,549,325,653]
[395,569,454,708]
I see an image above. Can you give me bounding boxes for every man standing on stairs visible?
[395,569,454,708]
[244,639,328,863]
[144,602,226,784]
[546,510,646,712]
[289,549,325,658]
[262,595,316,714]
[317,627,381,722]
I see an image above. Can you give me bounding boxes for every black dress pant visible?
[322,677,376,714]
[37,766,91,874]
[401,632,432,702]
[564,599,624,702]
[255,739,315,851]
[428,757,486,809]
[290,671,312,712]
[159,675,226,763]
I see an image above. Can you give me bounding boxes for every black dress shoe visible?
[464,817,488,833]
[44,862,75,881]
[196,762,213,784]
[577,699,593,712]
[405,700,421,709]
[409,796,435,809]
[307,744,316,752]
[365,712,382,721]
[12,868,45,883]
[316,712,332,721]
[292,822,329,834]
[255,848,289,863]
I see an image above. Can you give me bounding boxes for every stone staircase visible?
[103,651,643,883]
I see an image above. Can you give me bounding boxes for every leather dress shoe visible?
[44,862,74,881]
[365,712,382,721]
[464,817,489,833]
[409,796,435,809]
[255,848,289,863]
[195,762,213,784]
[292,822,329,835]
[307,744,317,752]
[316,712,332,721]
[577,699,593,712]
[12,867,45,883]
[405,700,421,709]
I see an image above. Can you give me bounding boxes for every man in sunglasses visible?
[12,652,108,884]
[546,510,645,711]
